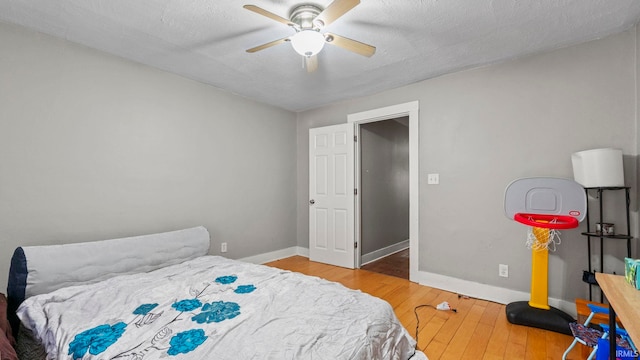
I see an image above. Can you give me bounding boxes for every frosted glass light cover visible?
[291,30,325,57]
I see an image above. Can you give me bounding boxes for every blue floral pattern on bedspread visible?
[192,301,241,324]
[68,322,127,359]
[132,303,158,315]
[171,298,203,312]
[167,329,208,355]
[215,275,237,284]
[234,284,256,294]
[66,273,256,359]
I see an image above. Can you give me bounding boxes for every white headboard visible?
[7,226,210,331]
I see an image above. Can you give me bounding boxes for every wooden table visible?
[595,273,640,358]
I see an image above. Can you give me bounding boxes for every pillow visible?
[0,294,17,360]
[7,226,210,334]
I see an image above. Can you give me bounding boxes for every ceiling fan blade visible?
[305,55,318,73]
[243,5,295,27]
[325,33,375,57]
[246,37,289,53]
[315,0,360,28]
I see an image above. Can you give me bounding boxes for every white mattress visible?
[17,255,426,360]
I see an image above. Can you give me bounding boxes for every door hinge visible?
[354,135,357,142]
[354,188,358,195]
[355,242,358,249]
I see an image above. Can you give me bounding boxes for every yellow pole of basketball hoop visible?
[513,213,577,310]
[529,226,550,310]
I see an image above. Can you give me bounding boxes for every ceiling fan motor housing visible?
[290,5,323,29]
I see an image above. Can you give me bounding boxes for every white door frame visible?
[348,101,419,282]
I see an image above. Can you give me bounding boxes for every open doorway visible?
[348,101,419,282]
[358,118,410,279]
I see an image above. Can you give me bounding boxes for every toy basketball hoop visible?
[505,177,586,228]
[504,177,587,335]
[506,177,585,253]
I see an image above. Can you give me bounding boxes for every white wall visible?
[0,21,298,292]
[297,29,638,304]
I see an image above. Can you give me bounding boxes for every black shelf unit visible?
[580,186,632,302]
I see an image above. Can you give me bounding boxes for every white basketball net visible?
[525,218,562,252]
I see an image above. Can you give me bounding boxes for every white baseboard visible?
[238,246,308,265]
[361,240,410,265]
[297,247,309,258]
[414,270,576,318]
[240,247,576,318]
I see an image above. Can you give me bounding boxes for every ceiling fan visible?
[244,0,376,72]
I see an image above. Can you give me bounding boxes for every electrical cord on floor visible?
[413,302,458,349]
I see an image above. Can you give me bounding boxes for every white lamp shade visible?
[290,30,325,57]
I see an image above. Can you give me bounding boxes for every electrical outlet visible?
[499,264,508,278]
[221,242,227,253]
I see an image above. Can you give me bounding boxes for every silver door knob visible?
[309,199,315,205]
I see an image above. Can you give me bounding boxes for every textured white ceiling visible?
[1,0,640,111]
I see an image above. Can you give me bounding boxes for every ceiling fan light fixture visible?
[290,30,325,57]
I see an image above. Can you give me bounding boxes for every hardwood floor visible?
[264,256,586,360]
[361,248,409,279]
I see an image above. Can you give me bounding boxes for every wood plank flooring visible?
[361,248,409,279]
[264,256,587,360]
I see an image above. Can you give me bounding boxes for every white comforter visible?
[17,256,425,360]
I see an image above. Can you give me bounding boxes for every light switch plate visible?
[427,173,439,185]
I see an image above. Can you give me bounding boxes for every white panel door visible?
[309,123,355,268]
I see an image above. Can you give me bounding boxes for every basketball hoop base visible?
[506,301,574,335]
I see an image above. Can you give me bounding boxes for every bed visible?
[7,226,427,360]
